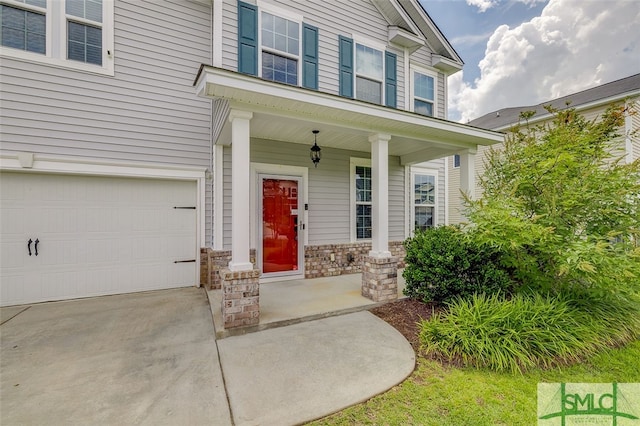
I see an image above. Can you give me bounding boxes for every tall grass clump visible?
[420,292,640,373]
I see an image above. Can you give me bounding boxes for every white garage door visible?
[0,172,198,306]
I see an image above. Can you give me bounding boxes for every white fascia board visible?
[195,67,503,145]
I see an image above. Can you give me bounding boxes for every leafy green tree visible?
[465,104,640,297]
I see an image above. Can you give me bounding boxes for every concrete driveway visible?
[0,288,232,425]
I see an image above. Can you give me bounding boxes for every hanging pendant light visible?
[310,130,321,168]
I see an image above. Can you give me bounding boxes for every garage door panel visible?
[1,172,198,306]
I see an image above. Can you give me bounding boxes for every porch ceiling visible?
[195,66,503,164]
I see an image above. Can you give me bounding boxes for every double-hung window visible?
[261,11,299,85]
[237,1,318,89]
[411,170,437,232]
[1,0,46,54]
[338,35,396,107]
[351,158,372,240]
[411,68,436,117]
[355,43,383,104]
[0,0,114,75]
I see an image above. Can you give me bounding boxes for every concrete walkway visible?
[1,286,415,425]
[218,311,415,426]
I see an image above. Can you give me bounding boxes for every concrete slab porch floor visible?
[208,271,406,338]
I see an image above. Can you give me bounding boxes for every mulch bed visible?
[369,298,440,352]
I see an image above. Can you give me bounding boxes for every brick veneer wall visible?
[304,241,405,278]
[201,248,256,289]
[200,241,406,286]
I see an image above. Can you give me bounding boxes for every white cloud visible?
[467,0,547,12]
[450,0,640,123]
[467,0,499,13]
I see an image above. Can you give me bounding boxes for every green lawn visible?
[308,340,640,425]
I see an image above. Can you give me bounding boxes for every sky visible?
[418,0,640,123]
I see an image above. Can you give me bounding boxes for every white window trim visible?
[256,2,302,86]
[350,157,372,242]
[0,0,115,76]
[408,166,438,235]
[409,64,438,117]
[352,35,386,105]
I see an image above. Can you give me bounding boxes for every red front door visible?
[262,178,299,274]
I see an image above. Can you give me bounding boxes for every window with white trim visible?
[411,68,436,117]
[0,0,114,75]
[411,170,436,232]
[355,43,383,104]
[260,10,299,85]
[350,158,372,240]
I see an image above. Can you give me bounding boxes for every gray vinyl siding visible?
[221,139,407,249]
[1,0,211,164]
[633,100,640,161]
[0,0,214,243]
[437,72,446,119]
[447,156,462,224]
[220,0,411,102]
[388,155,406,240]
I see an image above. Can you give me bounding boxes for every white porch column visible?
[369,133,392,258]
[228,109,253,271]
[458,148,477,199]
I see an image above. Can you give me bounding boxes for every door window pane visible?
[262,179,299,273]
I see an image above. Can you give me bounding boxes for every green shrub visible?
[420,292,640,373]
[465,105,640,296]
[402,226,512,303]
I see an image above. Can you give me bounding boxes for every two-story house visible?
[0,0,502,324]
[447,73,640,224]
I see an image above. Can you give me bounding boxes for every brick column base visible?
[361,256,398,302]
[220,268,260,329]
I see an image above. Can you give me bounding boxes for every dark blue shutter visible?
[385,51,397,108]
[237,1,258,75]
[338,36,353,98]
[302,24,319,90]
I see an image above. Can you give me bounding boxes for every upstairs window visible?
[339,36,396,107]
[66,0,103,65]
[261,11,299,85]
[0,0,114,75]
[355,43,383,104]
[1,1,46,54]
[411,68,436,117]
[237,2,318,89]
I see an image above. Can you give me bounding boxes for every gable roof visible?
[372,0,463,70]
[469,73,640,130]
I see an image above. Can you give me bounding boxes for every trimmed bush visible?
[419,292,640,373]
[402,226,512,303]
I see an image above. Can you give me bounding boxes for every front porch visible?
[208,272,406,339]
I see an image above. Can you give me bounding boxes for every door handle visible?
[28,238,33,256]
[34,239,39,256]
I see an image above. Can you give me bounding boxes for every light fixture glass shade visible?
[310,130,321,167]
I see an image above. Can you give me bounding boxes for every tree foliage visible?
[464,104,640,296]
